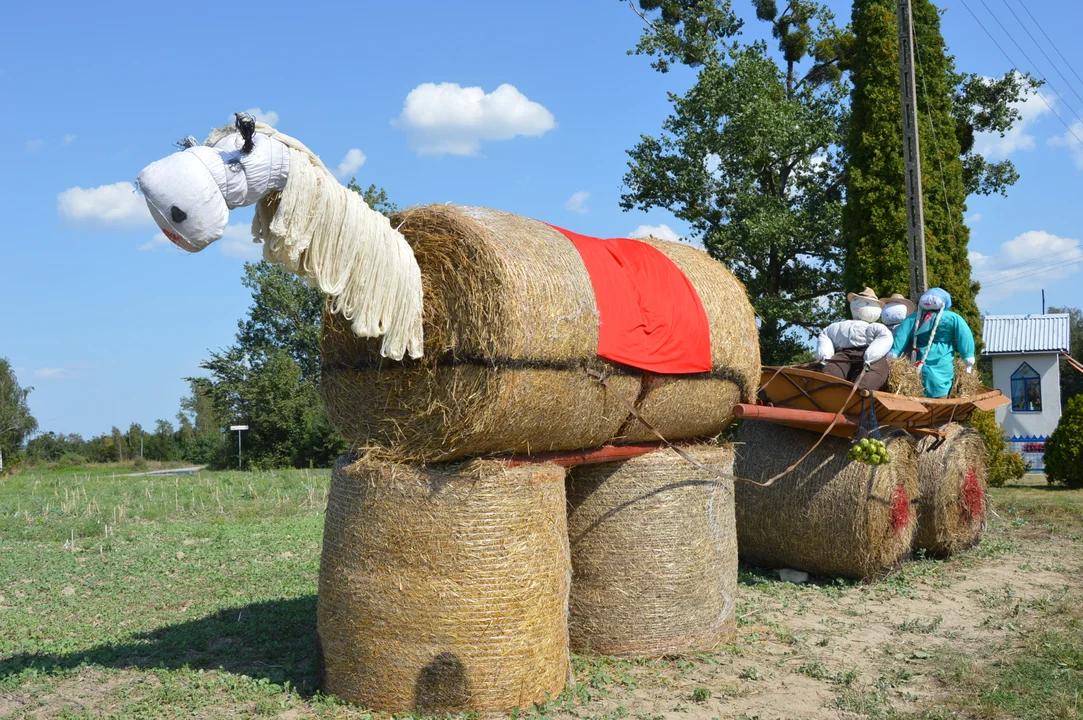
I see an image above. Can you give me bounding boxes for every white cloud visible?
[57,181,151,230]
[34,368,67,379]
[140,232,174,251]
[217,224,262,259]
[1048,119,1083,169]
[234,107,279,126]
[336,148,366,178]
[62,134,77,145]
[972,230,1083,304]
[25,139,42,153]
[966,212,983,224]
[975,80,1054,159]
[394,82,556,156]
[629,224,681,243]
[565,191,590,215]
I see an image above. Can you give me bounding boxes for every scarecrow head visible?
[846,287,884,323]
[135,113,290,252]
[919,288,952,312]
[881,293,915,328]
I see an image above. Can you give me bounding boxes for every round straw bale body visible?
[321,205,760,462]
[318,455,571,713]
[734,422,919,580]
[566,444,737,657]
[914,423,988,556]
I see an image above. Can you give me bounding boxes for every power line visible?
[975,0,1083,129]
[957,0,1083,148]
[973,244,1083,279]
[1000,0,1083,111]
[1015,0,1083,94]
[979,256,1083,289]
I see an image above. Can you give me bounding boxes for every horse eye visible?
[170,205,187,223]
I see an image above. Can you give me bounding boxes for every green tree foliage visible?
[110,426,126,462]
[1045,395,1083,488]
[968,409,1026,487]
[26,432,86,463]
[622,0,851,363]
[1048,306,1083,406]
[0,358,37,471]
[843,0,1037,341]
[186,181,396,469]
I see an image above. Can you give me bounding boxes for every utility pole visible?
[897,0,929,304]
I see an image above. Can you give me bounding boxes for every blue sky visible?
[1,0,1081,438]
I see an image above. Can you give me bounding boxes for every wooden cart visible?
[733,366,1011,439]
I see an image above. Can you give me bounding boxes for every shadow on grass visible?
[0,595,321,695]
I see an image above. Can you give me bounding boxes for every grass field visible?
[1,467,1081,719]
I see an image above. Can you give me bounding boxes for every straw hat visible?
[846,287,884,307]
[882,293,915,315]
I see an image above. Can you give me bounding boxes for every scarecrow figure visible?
[815,288,894,391]
[880,293,915,333]
[887,288,976,398]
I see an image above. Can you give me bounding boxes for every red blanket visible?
[551,225,712,374]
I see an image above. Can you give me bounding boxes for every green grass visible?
[3,465,1083,719]
[0,465,336,717]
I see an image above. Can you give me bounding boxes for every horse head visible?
[136,113,290,252]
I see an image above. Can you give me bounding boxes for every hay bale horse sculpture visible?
[137,114,761,462]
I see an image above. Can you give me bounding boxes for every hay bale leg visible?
[318,456,571,713]
[915,424,989,556]
[566,445,737,657]
[734,422,919,580]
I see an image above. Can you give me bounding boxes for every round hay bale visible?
[914,423,988,556]
[321,205,760,462]
[318,455,571,713]
[734,421,919,580]
[566,444,737,657]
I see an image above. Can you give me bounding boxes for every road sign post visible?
[230,425,249,470]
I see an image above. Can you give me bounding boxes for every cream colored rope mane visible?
[205,123,423,361]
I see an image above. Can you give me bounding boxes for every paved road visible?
[123,466,207,477]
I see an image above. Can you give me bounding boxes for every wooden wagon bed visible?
[733,366,1010,439]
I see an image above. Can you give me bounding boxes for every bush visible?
[131,456,149,471]
[968,410,1027,487]
[1045,396,1083,488]
[55,452,87,468]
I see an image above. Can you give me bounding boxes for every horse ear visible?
[234,112,256,154]
[173,136,198,150]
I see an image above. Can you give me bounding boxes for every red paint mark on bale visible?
[961,466,984,518]
[891,485,911,533]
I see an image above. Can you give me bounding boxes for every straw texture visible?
[321,205,760,462]
[914,423,988,556]
[318,455,571,713]
[887,358,982,398]
[566,445,737,657]
[734,422,919,580]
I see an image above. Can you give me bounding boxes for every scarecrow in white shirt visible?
[815,287,894,391]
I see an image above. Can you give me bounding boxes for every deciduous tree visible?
[621,0,851,363]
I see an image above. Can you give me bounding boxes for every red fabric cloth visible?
[550,224,712,374]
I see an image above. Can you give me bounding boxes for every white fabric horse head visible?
[134,113,424,361]
[137,114,290,252]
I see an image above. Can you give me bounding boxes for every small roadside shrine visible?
[982,314,1072,470]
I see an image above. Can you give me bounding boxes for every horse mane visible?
[205,123,423,361]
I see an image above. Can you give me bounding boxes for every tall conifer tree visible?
[843,0,1035,339]
[843,0,975,331]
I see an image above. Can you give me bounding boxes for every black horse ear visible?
[234,112,256,154]
[173,136,198,150]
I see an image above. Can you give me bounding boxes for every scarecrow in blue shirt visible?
[888,288,976,398]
